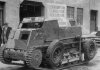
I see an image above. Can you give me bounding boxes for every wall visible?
[0,0,20,29]
[29,0,92,34]
[93,0,100,31]
[5,0,20,29]
[2,0,100,34]
[65,0,91,34]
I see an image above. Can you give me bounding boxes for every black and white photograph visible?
[0,0,100,70]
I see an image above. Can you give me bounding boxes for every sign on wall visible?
[45,3,70,27]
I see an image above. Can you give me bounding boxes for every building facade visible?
[0,0,100,34]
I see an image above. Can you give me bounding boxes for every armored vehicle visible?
[0,17,97,69]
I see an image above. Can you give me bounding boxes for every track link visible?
[25,48,33,67]
[25,47,42,69]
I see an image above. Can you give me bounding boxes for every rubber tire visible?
[83,39,97,62]
[46,40,64,68]
[25,48,42,69]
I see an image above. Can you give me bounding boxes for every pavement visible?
[0,47,100,70]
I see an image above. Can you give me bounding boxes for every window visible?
[21,22,43,28]
[21,34,29,40]
[20,31,30,40]
[77,8,83,25]
[67,6,74,19]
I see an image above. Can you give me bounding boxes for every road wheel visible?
[83,39,97,62]
[25,48,42,69]
[47,40,64,68]
[0,45,12,64]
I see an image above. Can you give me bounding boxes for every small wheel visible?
[83,39,97,62]
[25,48,42,69]
[47,40,64,68]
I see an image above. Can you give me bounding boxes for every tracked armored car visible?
[0,17,97,69]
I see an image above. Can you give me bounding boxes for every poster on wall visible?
[45,3,70,27]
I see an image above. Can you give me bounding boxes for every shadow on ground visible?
[0,63,96,70]
[0,66,37,70]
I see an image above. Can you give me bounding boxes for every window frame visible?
[67,6,75,19]
[77,8,83,26]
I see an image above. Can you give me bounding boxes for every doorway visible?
[90,10,98,32]
[20,1,44,22]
